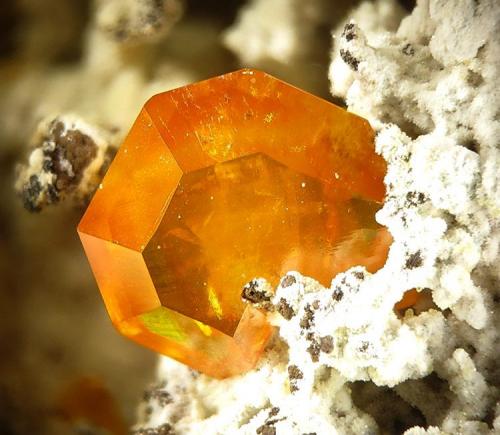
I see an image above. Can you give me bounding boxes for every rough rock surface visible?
[16,115,112,211]
[95,0,184,43]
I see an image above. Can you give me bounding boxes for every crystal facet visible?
[78,69,389,378]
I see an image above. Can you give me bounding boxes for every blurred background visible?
[0,1,413,433]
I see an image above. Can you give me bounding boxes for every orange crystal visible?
[78,69,389,378]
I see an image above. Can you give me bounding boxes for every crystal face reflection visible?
[144,153,389,336]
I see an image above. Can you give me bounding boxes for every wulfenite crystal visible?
[78,69,389,378]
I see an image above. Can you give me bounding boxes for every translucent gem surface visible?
[78,69,389,378]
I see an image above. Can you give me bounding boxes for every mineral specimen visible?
[78,69,389,378]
